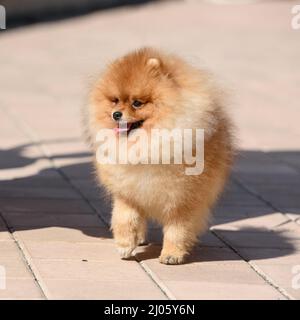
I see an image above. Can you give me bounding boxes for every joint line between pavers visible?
[248,261,294,300]
[0,211,47,299]
[137,260,175,300]
[211,229,291,300]
[232,175,294,226]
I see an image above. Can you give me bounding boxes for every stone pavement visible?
[0,0,300,299]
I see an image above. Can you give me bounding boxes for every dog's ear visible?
[147,58,160,68]
[147,57,176,84]
[146,57,164,78]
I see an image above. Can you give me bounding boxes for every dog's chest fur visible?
[98,164,188,216]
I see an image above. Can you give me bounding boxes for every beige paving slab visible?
[162,281,285,300]
[237,247,300,266]
[248,259,300,299]
[0,159,60,181]
[0,198,94,214]
[138,250,264,284]
[43,279,166,300]
[211,213,290,231]
[135,244,285,299]
[0,186,81,199]
[136,245,240,265]
[1,176,71,188]
[2,212,105,228]
[273,220,300,234]
[14,226,112,242]
[146,229,226,248]
[0,279,44,300]
[0,241,23,259]
[215,229,300,250]
[43,140,90,156]
[0,216,5,228]
[71,179,105,200]
[283,209,300,222]
[261,194,300,209]
[33,259,156,282]
[254,264,299,288]
[218,192,265,207]
[213,205,273,218]
[22,241,126,261]
[90,199,113,223]
[53,159,94,179]
[0,257,35,279]
[0,227,13,241]
[235,172,300,186]
[282,287,300,300]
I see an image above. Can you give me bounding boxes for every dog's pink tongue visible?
[114,122,131,134]
[113,127,127,133]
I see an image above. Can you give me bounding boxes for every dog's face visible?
[90,49,182,136]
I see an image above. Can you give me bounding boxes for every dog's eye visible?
[132,100,143,108]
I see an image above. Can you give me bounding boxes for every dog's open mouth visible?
[114,120,144,135]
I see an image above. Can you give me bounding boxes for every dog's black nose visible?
[112,111,122,121]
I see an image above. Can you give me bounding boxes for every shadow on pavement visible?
[3,0,158,30]
[0,142,299,263]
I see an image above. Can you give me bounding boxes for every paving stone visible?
[281,209,300,222]
[0,199,94,214]
[136,245,240,264]
[0,257,34,279]
[22,241,123,261]
[0,177,71,189]
[43,279,166,300]
[0,279,44,299]
[71,179,106,200]
[33,259,155,282]
[0,227,13,241]
[237,248,300,265]
[2,212,105,228]
[218,192,265,207]
[0,241,22,259]
[163,281,285,300]
[138,250,266,283]
[0,186,81,199]
[213,205,272,218]
[54,159,94,179]
[15,227,112,242]
[215,229,300,250]
[211,213,289,231]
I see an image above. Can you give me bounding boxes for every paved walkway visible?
[0,0,300,299]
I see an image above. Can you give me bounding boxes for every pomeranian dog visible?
[84,47,234,264]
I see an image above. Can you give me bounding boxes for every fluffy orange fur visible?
[84,48,235,264]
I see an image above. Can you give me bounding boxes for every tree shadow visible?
[0,143,299,263]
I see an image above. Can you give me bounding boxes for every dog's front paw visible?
[117,246,136,259]
[159,253,186,265]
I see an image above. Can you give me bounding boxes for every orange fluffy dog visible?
[84,48,234,264]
